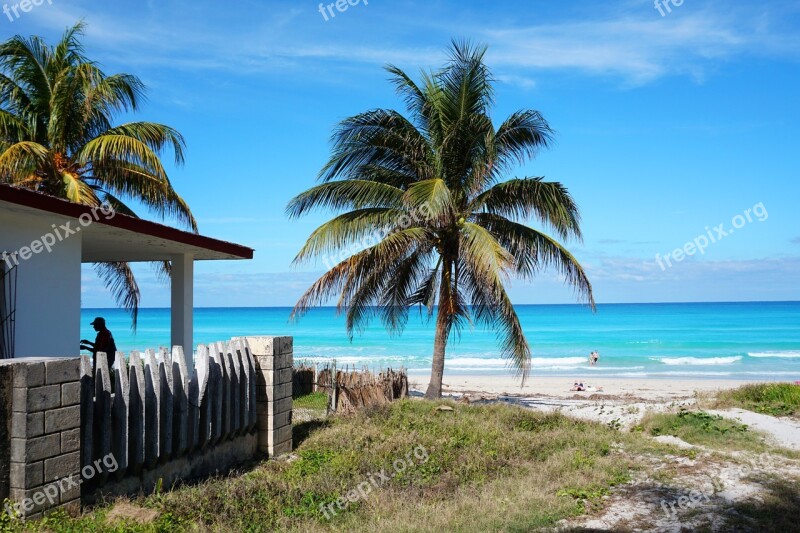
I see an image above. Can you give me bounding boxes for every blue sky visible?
[5,0,800,307]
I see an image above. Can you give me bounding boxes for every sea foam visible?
[747,351,800,359]
[653,356,743,366]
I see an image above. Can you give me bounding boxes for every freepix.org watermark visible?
[2,203,115,270]
[654,0,684,17]
[318,0,368,22]
[658,451,777,520]
[3,0,53,23]
[655,202,768,272]
[3,453,118,517]
[319,445,429,520]
[320,202,434,271]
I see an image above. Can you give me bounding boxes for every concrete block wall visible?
[1,336,293,520]
[1,358,81,519]
[241,336,294,457]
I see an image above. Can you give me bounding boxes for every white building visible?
[0,184,253,359]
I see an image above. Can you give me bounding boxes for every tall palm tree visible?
[288,41,595,398]
[0,22,197,327]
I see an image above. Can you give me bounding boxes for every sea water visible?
[81,302,800,380]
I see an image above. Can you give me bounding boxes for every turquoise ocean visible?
[81,302,800,380]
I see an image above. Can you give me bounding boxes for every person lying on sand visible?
[570,382,603,392]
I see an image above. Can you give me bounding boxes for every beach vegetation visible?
[0,22,195,327]
[707,382,800,418]
[639,409,776,454]
[4,400,639,532]
[287,40,593,398]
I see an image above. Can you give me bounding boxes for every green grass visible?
[639,409,771,453]
[3,400,645,532]
[707,383,800,418]
[12,400,797,532]
[293,391,329,411]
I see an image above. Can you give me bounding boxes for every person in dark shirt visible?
[80,317,117,370]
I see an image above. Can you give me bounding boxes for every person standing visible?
[80,317,117,370]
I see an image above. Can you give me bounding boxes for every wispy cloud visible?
[483,9,800,84]
[29,1,800,86]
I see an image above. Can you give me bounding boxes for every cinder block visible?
[11,434,61,463]
[258,409,292,432]
[57,498,80,515]
[61,429,81,453]
[256,397,292,416]
[44,451,81,481]
[61,474,81,503]
[278,337,293,355]
[11,387,27,413]
[60,382,81,406]
[278,368,293,385]
[258,383,288,403]
[276,352,292,370]
[44,406,81,433]
[23,384,61,412]
[8,485,61,516]
[11,412,44,439]
[270,439,293,457]
[9,461,43,489]
[12,363,45,388]
[259,370,275,385]
[266,425,293,448]
[45,359,81,385]
[255,355,277,371]
[242,337,279,357]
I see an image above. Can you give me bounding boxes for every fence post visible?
[1,357,82,519]
[330,359,337,415]
[240,336,293,458]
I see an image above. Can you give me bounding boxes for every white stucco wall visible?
[0,209,82,357]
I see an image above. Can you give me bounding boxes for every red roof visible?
[0,184,254,261]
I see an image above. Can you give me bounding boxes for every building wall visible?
[0,210,82,358]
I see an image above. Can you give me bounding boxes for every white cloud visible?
[28,1,800,85]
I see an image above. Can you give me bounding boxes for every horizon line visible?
[81,300,800,311]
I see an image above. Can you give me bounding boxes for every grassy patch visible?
[7,400,644,532]
[639,409,769,453]
[293,391,329,411]
[706,383,800,418]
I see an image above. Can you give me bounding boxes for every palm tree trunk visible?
[426,260,452,399]
[425,304,449,399]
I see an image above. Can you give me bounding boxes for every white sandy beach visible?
[408,374,758,401]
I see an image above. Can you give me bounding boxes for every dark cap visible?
[90,317,106,327]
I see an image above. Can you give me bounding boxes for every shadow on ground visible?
[561,474,800,532]
[292,419,331,449]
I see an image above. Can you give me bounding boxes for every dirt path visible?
[709,408,800,451]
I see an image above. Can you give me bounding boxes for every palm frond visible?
[93,261,140,330]
[470,177,583,241]
[476,213,595,308]
[286,179,404,218]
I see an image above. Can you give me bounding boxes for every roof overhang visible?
[0,185,254,262]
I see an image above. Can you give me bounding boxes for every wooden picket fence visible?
[80,339,257,485]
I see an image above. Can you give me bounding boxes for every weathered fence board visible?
[112,352,129,480]
[82,340,262,487]
[157,348,174,464]
[144,349,161,469]
[172,346,189,457]
[128,350,146,474]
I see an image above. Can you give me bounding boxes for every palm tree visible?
[288,41,595,398]
[0,22,196,327]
